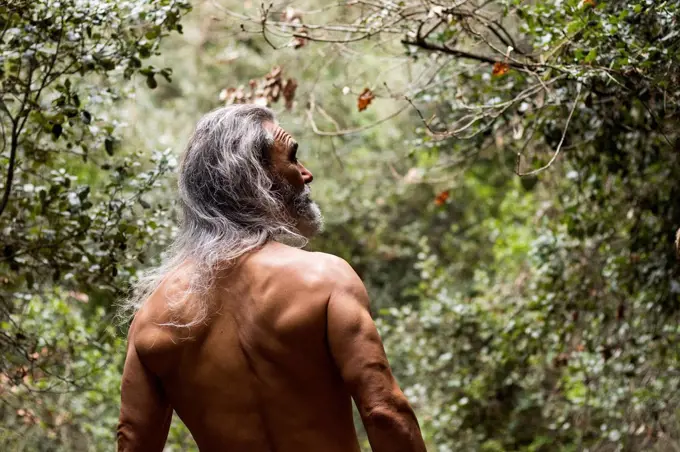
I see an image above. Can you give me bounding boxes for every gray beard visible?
[291,185,324,238]
[273,176,324,238]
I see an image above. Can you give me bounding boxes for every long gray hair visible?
[122,104,307,327]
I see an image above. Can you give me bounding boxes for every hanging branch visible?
[0,126,19,218]
[516,84,582,177]
[0,12,64,218]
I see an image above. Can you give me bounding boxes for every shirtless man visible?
[117,105,427,452]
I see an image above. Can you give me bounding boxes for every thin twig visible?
[259,3,281,49]
[517,84,582,176]
[316,105,342,132]
[306,95,408,136]
[328,136,345,170]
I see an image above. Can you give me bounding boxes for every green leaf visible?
[584,48,597,63]
[146,74,158,89]
[145,28,159,40]
[104,138,114,156]
[78,186,90,201]
[100,59,116,71]
[566,20,581,34]
[521,176,539,191]
[26,272,34,289]
[51,123,62,139]
[160,68,172,83]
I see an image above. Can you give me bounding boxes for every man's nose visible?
[300,164,313,184]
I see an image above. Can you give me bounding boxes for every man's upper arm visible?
[325,256,426,452]
[324,257,404,413]
[117,318,172,452]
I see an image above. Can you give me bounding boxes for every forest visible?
[1,0,679,450]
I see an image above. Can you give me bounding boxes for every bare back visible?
[128,242,360,451]
[118,241,425,452]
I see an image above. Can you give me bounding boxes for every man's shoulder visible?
[309,251,361,284]
[135,262,195,326]
[257,245,363,295]
[300,251,368,304]
[128,264,200,362]
[283,249,359,284]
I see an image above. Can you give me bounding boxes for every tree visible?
[0,0,189,448]
[225,1,680,449]
[4,0,677,449]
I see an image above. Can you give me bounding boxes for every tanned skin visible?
[117,122,427,452]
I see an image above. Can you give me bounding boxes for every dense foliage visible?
[1,0,679,450]
[285,1,679,450]
[0,0,189,448]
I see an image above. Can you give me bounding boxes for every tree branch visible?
[516,85,582,177]
[0,127,19,217]
[402,38,499,65]
[0,13,65,218]
[306,94,407,136]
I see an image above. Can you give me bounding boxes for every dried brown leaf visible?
[357,87,375,112]
[434,190,450,206]
[492,62,510,77]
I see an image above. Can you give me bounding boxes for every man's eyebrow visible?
[290,141,298,153]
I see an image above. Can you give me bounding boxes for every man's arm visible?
[325,257,427,452]
[117,318,172,452]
